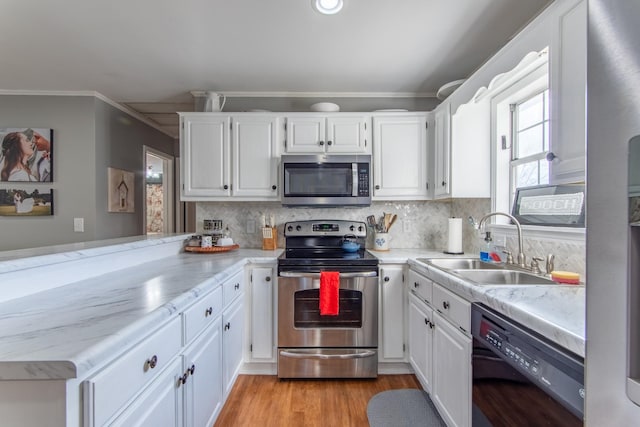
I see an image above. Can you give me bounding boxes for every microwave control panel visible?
[357,164,370,196]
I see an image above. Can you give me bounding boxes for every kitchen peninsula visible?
[0,235,584,427]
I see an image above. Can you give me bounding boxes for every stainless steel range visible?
[277,220,379,379]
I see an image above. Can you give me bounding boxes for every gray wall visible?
[93,99,175,240]
[0,94,175,251]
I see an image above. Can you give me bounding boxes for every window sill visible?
[487,223,585,242]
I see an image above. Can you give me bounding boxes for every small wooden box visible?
[262,227,278,250]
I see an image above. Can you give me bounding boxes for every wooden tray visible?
[184,244,239,253]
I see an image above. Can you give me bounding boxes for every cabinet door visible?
[379,266,405,361]
[408,292,433,393]
[434,102,451,198]
[180,115,230,198]
[326,116,370,153]
[285,116,326,153]
[110,357,183,427]
[232,116,280,198]
[184,321,222,427]
[432,312,472,427]
[249,266,275,362]
[372,115,429,199]
[222,296,244,397]
[549,0,586,184]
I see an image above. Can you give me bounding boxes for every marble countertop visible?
[0,248,280,381]
[0,244,585,382]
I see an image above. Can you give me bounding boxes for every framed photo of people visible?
[0,128,53,182]
[0,188,54,216]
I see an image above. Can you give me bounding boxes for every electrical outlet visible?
[403,220,411,233]
[247,219,256,234]
[73,217,84,232]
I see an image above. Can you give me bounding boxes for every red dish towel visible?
[319,271,340,316]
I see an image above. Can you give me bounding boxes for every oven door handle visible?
[279,350,376,360]
[279,271,378,279]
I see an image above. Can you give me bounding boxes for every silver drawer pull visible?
[144,355,158,371]
[280,350,375,360]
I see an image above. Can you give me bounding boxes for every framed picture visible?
[512,183,585,227]
[108,167,135,213]
[0,188,53,216]
[0,128,53,182]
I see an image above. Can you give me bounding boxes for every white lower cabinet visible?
[408,292,433,393]
[222,295,244,398]
[83,269,245,427]
[110,357,184,427]
[432,311,472,427]
[183,321,222,427]
[379,265,406,362]
[407,269,472,427]
[247,265,276,362]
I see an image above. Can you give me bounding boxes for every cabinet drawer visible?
[83,316,182,427]
[184,285,223,344]
[433,283,470,333]
[408,269,433,304]
[223,270,244,307]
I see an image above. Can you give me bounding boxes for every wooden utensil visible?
[387,214,398,231]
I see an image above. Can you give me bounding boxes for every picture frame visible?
[0,188,54,216]
[0,128,53,182]
[108,167,135,213]
[511,183,585,227]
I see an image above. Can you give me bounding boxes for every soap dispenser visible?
[480,231,493,262]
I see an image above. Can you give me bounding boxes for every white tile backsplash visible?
[196,197,586,279]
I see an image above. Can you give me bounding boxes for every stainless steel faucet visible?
[475,212,526,268]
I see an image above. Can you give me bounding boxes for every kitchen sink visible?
[451,269,558,286]
[416,258,504,270]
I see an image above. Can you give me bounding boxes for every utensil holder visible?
[262,227,278,250]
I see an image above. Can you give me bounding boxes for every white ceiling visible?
[1,0,551,137]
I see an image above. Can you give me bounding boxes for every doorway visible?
[144,146,175,234]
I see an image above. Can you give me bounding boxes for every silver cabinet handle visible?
[279,271,378,279]
[279,350,375,360]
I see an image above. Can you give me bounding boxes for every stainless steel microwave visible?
[281,154,371,207]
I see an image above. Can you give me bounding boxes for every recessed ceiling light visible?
[312,0,343,15]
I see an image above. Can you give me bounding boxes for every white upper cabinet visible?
[549,0,586,184]
[449,98,491,198]
[372,114,429,200]
[285,114,371,154]
[179,113,280,201]
[180,114,230,198]
[231,116,280,198]
[433,102,451,198]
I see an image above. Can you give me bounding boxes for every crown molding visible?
[189,90,437,98]
[0,90,175,139]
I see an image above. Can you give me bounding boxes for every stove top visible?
[278,220,379,273]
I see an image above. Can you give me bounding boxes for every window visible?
[510,89,550,202]
[492,59,549,218]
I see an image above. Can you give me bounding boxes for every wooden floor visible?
[214,374,422,427]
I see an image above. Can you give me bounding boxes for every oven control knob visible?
[287,225,293,232]
[350,225,355,231]
[358,225,364,232]
[296,225,302,231]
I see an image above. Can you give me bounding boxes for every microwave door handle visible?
[352,163,358,196]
